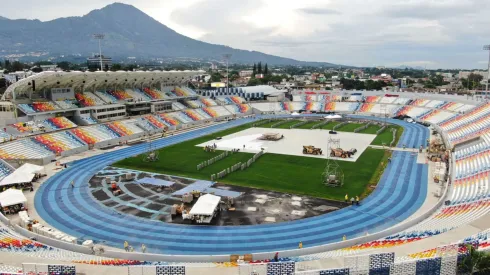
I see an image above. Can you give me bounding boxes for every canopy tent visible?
[0,163,43,187]
[291,112,300,116]
[325,114,342,119]
[0,189,27,207]
[189,194,221,216]
[137,177,175,187]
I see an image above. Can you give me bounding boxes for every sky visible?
[2,0,490,69]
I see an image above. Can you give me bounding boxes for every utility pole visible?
[223,54,232,94]
[93,34,105,71]
[484,45,490,100]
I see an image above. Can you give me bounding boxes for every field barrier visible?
[290,120,308,129]
[332,122,347,130]
[376,125,387,135]
[197,150,231,171]
[353,122,371,133]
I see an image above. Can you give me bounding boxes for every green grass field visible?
[296,121,319,129]
[320,121,340,130]
[273,120,302,129]
[114,121,388,201]
[336,123,364,132]
[361,125,381,134]
[371,125,403,146]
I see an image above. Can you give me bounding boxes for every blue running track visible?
[35,116,428,255]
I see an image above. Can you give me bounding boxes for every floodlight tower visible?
[223,54,232,94]
[484,45,490,100]
[93,34,105,71]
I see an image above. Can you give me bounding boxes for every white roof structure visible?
[241,85,285,96]
[2,70,204,100]
[0,163,43,186]
[0,189,27,207]
[189,194,221,216]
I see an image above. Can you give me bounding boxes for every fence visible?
[197,150,231,171]
[271,120,289,128]
[293,251,459,275]
[253,119,272,127]
[376,125,387,135]
[332,122,347,131]
[239,261,295,275]
[210,150,264,180]
[353,122,370,133]
[311,120,329,129]
[128,265,186,275]
[290,121,308,129]
[390,128,397,147]
[22,263,76,275]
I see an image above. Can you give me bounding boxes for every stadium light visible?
[484,45,490,100]
[93,34,105,71]
[223,54,232,94]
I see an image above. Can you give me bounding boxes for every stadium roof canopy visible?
[2,70,204,100]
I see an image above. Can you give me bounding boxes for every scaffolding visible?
[322,138,344,187]
[143,132,159,162]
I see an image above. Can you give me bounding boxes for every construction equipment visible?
[330,148,353,158]
[258,133,284,141]
[303,145,323,155]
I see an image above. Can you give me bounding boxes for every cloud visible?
[297,8,339,15]
[4,0,490,68]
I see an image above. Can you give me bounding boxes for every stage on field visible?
[197,127,376,162]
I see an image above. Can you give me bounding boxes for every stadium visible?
[0,70,488,275]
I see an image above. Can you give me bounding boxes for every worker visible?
[345,194,349,203]
[350,197,355,205]
[129,246,134,252]
[342,235,346,241]
[124,241,129,252]
[356,196,360,205]
[141,244,147,253]
[298,241,303,249]
[274,252,279,262]
[71,181,75,188]
[388,157,392,163]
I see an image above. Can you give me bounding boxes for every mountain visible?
[0,3,339,66]
[0,16,8,20]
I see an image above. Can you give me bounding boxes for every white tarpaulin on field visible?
[0,189,27,207]
[0,163,43,186]
[189,194,221,216]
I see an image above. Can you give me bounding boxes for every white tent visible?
[324,114,342,119]
[0,163,44,186]
[291,112,300,116]
[189,194,221,216]
[0,189,27,207]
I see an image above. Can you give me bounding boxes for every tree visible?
[57,61,71,71]
[264,63,268,75]
[111,64,122,71]
[0,78,6,89]
[459,244,490,274]
[10,61,24,72]
[208,73,222,83]
[257,62,262,74]
[0,60,2,68]
[31,67,43,73]
[4,60,10,68]
[252,63,256,77]
[247,78,261,86]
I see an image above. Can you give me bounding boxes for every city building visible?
[87,55,112,70]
